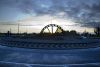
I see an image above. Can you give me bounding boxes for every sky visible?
[0,0,100,33]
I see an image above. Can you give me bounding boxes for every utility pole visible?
[51,16,54,34]
[10,28,11,33]
[51,25,53,34]
[18,23,19,34]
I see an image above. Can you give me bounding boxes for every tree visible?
[94,27,100,37]
[70,30,77,35]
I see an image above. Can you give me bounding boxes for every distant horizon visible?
[0,23,94,34]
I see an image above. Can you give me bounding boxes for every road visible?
[0,45,100,67]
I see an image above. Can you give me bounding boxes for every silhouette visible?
[94,27,100,37]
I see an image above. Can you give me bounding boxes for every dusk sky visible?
[0,0,100,33]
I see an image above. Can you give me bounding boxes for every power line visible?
[0,23,45,26]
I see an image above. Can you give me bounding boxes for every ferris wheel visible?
[40,24,64,34]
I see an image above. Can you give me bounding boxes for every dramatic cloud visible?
[0,0,100,32]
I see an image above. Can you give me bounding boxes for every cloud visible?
[81,22,100,28]
[0,0,100,28]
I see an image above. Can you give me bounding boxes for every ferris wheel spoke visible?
[47,27,51,33]
[55,27,59,33]
[51,26,53,34]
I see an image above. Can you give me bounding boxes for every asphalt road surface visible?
[0,45,100,67]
